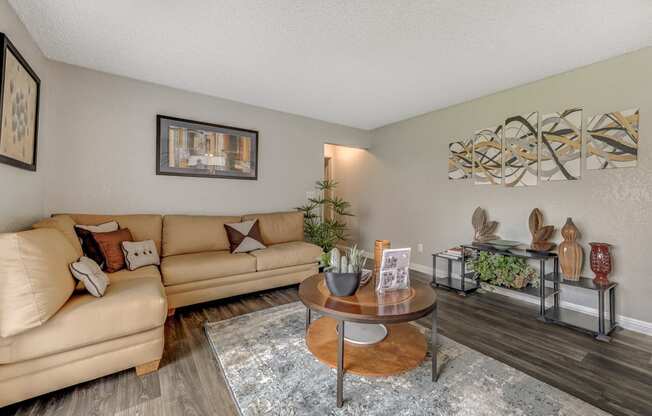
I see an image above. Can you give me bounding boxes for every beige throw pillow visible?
[0,229,78,337]
[121,240,160,271]
[69,257,109,297]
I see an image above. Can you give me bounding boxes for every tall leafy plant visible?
[297,180,353,252]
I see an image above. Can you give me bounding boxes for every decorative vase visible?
[558,218,583,281]
[324,272,362,297]
[589,243,612,286]
[373,240,390,278]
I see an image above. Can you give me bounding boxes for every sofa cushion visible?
[0,277,166,364]
[61,214,163,254]
[242,212,304,245]
[249,241,322,271]
[224,219,266,253]
[69,257,109,297]
[92,228,134,273]
[161,251,256,286]
[108,265,162,285]
[162,215,241,257]
[32,215,83,257]
[74,221,119,270]
[0,229,78,338]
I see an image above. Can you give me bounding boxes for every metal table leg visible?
[553,257,560,309]
[539,259,546,317]
[305,308,311,334]
[337,320,345,408]
[432,304,439,382]
[598,289,605,336]
[609,287,616,326]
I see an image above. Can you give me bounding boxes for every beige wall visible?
[44,62,371,217]
[359,47,652,323]
[0,0,50,232]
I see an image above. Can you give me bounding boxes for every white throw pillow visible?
[75,221,119,233]
[121,240,160,271]
[69,256,109,297]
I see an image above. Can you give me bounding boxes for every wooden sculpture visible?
[471,207,500,243]
[528,208,556,252]
[558,218,583,281]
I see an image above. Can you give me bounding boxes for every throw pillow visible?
[224,220,266,253]
[92,228,134,273]
[69,257,109,297]
[121,240,160,271]
[74,221,119,269]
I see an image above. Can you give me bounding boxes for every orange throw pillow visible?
[92,228,134,273]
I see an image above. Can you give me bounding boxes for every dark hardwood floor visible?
[4,271,652,416]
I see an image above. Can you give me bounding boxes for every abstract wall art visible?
[473,126,503,185]
[540,108,582,181]
[586,108,639,170]
[0,33,40,171]
[448,139,473,180]
[157,115,258,180]
[503,112,539,187]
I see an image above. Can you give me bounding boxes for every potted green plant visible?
[471,252,539,289]
[297,180,353,253]
[323,246,365,296]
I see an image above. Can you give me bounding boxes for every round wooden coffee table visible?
[298,273,438,408]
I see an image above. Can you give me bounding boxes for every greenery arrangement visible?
[297,180,353,253]
[322,246,365,273]
[471,252,539,289]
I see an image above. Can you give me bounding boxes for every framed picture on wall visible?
[156,115,258,180]
[0,33,40,171]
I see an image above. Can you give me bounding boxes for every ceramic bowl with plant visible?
[323,246,366,296]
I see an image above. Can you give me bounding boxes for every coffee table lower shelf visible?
[305,316,427,377]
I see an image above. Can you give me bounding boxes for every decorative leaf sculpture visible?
[529,208,556,251]
[472,207,501,243]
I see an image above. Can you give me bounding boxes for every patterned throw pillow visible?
[224,220,267,253]
[69,257,109,297]
[74,221,119,270]
[121,240,160,271]
[92,228,134,273]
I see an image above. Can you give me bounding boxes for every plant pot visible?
[324,272,361,297]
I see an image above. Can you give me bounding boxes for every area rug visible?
[204,302,608,416]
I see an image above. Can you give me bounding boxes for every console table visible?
[432,243,619,342]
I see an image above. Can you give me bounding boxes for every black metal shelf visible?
[544,273,618,291]
[433,244,619,342]
[544,307,618,341]
[481,282,558,298]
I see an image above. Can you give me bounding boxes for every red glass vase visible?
[589,243,612,286]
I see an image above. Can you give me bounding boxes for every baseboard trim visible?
[410,262,652,336]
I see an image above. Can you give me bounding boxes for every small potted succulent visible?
[323,246,365,296]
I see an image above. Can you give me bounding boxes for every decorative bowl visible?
[324,272,361,297]
[486,239,522,250]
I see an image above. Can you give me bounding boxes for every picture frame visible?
[0,33,40,171]
[376,247,411,293]
[156,115,258,180]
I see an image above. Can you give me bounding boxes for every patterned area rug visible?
[204,302,608,416]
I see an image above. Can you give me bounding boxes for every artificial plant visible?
[297,180,353,253]
[471,252,539,289]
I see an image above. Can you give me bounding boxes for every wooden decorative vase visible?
[589,243,612,286]
[373,240,390,278]
[558,218,583,281]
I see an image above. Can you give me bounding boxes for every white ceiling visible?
[9,1,652,130]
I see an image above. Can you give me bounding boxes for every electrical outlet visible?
[417,243,423,253]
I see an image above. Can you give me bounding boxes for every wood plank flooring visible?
[4,271,652,416]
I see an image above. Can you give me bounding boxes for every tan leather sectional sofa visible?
[0,211,320,407]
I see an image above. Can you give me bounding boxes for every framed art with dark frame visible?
[156,115,259,180]
[0,33,40,172]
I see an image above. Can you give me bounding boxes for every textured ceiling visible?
[9,1,652,129]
